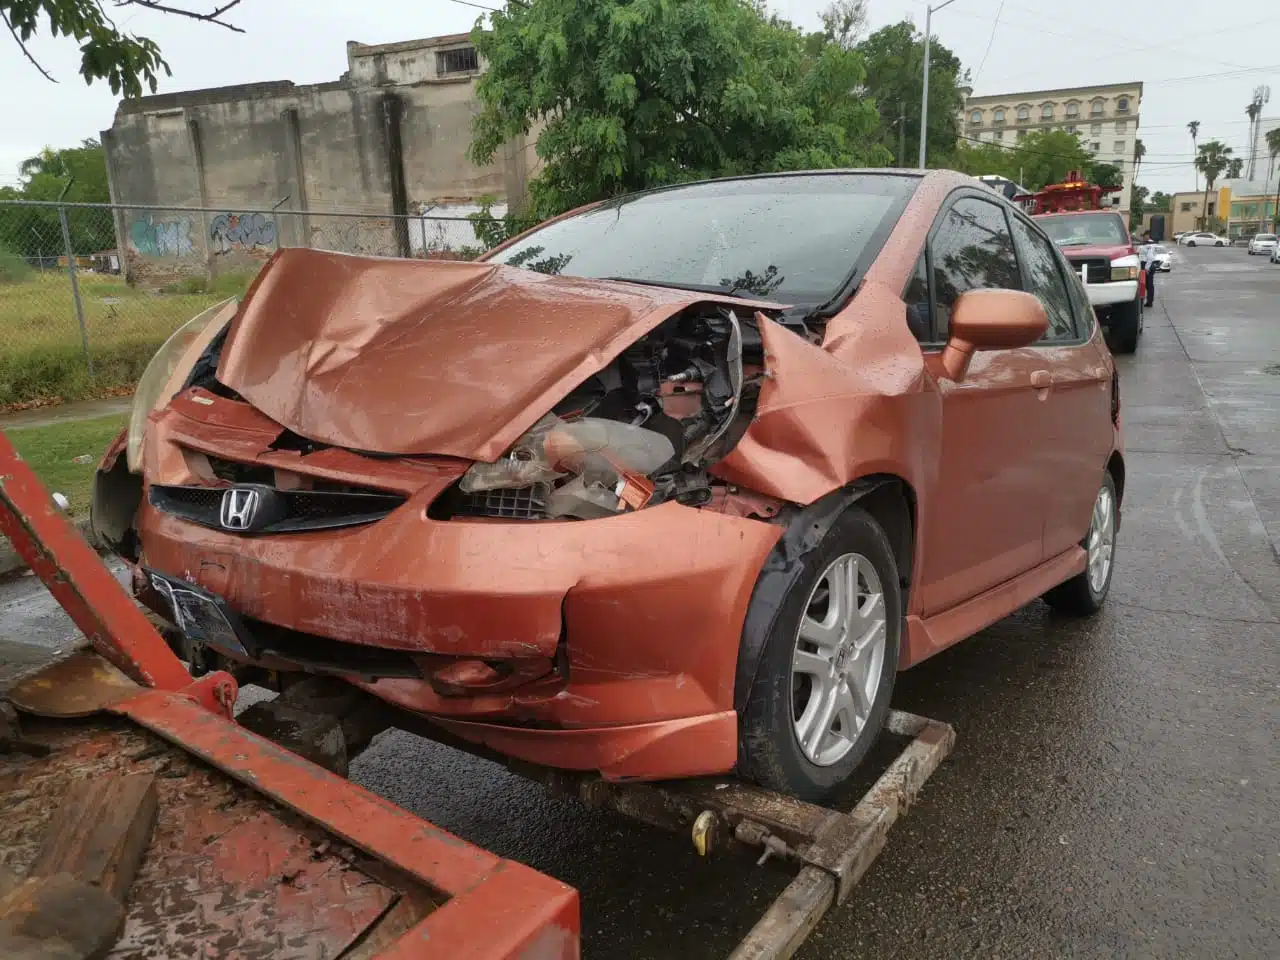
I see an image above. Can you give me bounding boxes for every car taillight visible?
[1110,368,1121,424]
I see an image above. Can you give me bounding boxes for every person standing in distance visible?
[1138,231,1159,308]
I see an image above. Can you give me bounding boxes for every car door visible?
[906,193,1054,616]
[1008,212,1115,559]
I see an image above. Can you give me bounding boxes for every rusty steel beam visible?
[0,431,190,691]
[728,713,955,960]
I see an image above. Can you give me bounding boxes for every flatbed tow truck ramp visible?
[0,428,953,959]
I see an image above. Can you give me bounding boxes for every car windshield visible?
[1153,245,1169,254]
[1255,234,1277,241]
[1037,213,1128,247]
[487,174,919,306]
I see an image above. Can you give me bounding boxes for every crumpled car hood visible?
[216,248,774,461]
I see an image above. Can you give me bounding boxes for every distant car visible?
[1181,232,1227,247]
[1173,232,1188,242]
[1247,233,1277,255]
[1152,245,1173,271]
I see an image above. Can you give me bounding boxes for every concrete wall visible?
[103,34,539,286]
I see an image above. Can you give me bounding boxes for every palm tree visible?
[1133,138,1146,183]
[1227,157,1244,179]
[1268,127,1280,231]
[1194,140,1232,230]
[1246,100,1263,179]
[1187,121,1201,192]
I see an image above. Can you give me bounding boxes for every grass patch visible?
[0,269,257,407]
[8,412,129,516]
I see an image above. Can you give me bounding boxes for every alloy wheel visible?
[790,553,887,767]
[1087,485,1116,593]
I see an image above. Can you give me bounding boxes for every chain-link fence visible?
[0,199,510,407]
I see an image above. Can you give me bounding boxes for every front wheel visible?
[1044,473,1118,616]
[1216,240,1225,247]
[1187,240,1197,247]
[738,507,901,801]
[1109,298,1141,354]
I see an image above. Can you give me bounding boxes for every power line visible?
[955,133,1202,167]
[448,0,498,11]
[970,1,1005,87]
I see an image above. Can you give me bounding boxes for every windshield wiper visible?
[600,276,782,302]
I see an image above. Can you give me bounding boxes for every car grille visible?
[149,484,406,534]
[1066,256,1112,282]
[454,483,550,520]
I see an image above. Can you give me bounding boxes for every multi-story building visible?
[961,82,1143,211]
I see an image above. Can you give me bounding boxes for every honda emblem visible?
[219,487,260,531]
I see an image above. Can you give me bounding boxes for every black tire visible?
[1110,297,1141,354]
[1187,240,1196,247]
[1044,472,1118,616]
[738,507,901,802]
[1216,240,1224,247]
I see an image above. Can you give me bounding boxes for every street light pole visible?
[918,0,960,169]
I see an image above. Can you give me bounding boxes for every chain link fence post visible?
[57,203,93,376]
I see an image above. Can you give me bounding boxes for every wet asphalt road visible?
[2,244,1277,957]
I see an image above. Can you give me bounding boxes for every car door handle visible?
[1031,370,1053,389]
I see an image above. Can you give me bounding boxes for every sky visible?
[2,0,1278,195]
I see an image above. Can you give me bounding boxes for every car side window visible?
[930,197,1022,342]
[1008,215,1078,342]
[903,254,933,343]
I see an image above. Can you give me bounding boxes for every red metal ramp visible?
[0,428,579,959]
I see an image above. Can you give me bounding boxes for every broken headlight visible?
[126,298,237,472]
[460,415,675,520]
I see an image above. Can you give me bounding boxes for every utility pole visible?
[899,102,907,167]
[918,0,960,169]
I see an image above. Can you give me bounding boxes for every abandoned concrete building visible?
[101,33,539,283]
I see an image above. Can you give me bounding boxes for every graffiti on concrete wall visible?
[130,214,194,257]
[210,212,277,255]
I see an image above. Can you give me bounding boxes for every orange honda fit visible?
[93,170,1123,800]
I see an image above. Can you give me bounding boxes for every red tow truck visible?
[1017,171,1146,354]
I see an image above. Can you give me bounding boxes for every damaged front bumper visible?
[135,490,780,779]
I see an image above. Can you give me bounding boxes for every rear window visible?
[488,174,919,307]
[1255,234,1277,241]
[1036,213,1128,247]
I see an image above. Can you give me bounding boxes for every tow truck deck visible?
[0,428,954,959]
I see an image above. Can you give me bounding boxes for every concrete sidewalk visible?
[0,396,131,431]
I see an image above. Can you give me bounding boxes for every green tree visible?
[819,0,867,49]
[470,0,890,220]
[1129,184,1148,227]
[1267,127,1280,183]
[0,139,113,260]
[1187,120,1200,192]
[1133,138,1145,182]
[855,20,966,168]
[1226,157,1244,179]
[1194,140,1232,229]
[1,0,243,97]
[1149,191,1172,212]
[1088,162,1123,191]
[951,139,1016,181]
[1006,129,1092,190]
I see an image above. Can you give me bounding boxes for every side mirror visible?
[940,288,1048,381]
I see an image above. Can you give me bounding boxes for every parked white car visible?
[1152,245,1173,271]
[1181,232,1228,247]
[1247,233,1277,255]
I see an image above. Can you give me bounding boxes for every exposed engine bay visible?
[435,305,771,520]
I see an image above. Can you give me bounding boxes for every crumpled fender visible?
[710,279,936,506]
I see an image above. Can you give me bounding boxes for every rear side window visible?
[1009,216,1078,342]
[930,197,1022,341]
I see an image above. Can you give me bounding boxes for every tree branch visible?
[113,0,246,33]
[1,9,57,82]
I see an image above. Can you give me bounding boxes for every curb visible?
[0,517,104,579]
